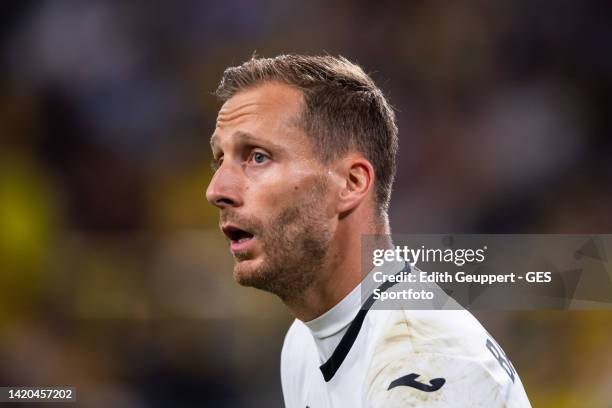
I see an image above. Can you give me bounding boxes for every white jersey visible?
[281,269,532,407]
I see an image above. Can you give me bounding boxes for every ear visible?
[335,154,375,215]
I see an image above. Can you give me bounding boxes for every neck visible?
[283,212,391,322]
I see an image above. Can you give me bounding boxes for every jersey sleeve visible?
[363,352,518,408]
[362,310,532,408]
[281,321,298,408]
[281,319,314,408]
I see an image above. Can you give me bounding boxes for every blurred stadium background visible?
[1,1,611,406]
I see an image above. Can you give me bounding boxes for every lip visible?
[221,223,256,254]
[229,236,256,253]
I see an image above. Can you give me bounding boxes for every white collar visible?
[304,260,406,339]
[304,282,362,339]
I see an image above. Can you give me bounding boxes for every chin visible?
[232,257,266,287]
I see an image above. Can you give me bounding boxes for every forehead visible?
[214,82,304,136]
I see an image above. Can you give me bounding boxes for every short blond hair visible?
[215,54,398,215]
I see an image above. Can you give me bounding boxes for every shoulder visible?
[281,318,312,366]
[368,309,490,360]
[280,319,316,406]
[363,309,531,407]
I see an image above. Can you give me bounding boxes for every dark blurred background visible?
[1,1,611,407]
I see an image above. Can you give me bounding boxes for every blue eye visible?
[253,152,267,164]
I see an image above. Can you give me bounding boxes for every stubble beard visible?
[231,192,332,302]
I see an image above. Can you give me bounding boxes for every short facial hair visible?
[226,178,332,302]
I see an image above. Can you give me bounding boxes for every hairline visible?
[215,57,395,221]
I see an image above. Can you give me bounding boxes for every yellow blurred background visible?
[1,1,611,406]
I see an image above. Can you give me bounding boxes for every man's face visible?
[206,82,335,300]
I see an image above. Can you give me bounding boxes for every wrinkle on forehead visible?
[216,101,262,126]
[211,82,310,154]
[216,110,256,130]
[217,83,303,125]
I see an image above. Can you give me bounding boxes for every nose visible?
[206,162,243,209]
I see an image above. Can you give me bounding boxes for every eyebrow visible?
[210,133,219,148]
[210,131,285,152]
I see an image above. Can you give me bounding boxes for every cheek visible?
[244,178,298,216]
[246,165,332,213]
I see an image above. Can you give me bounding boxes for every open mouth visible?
[222,225,255,245]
